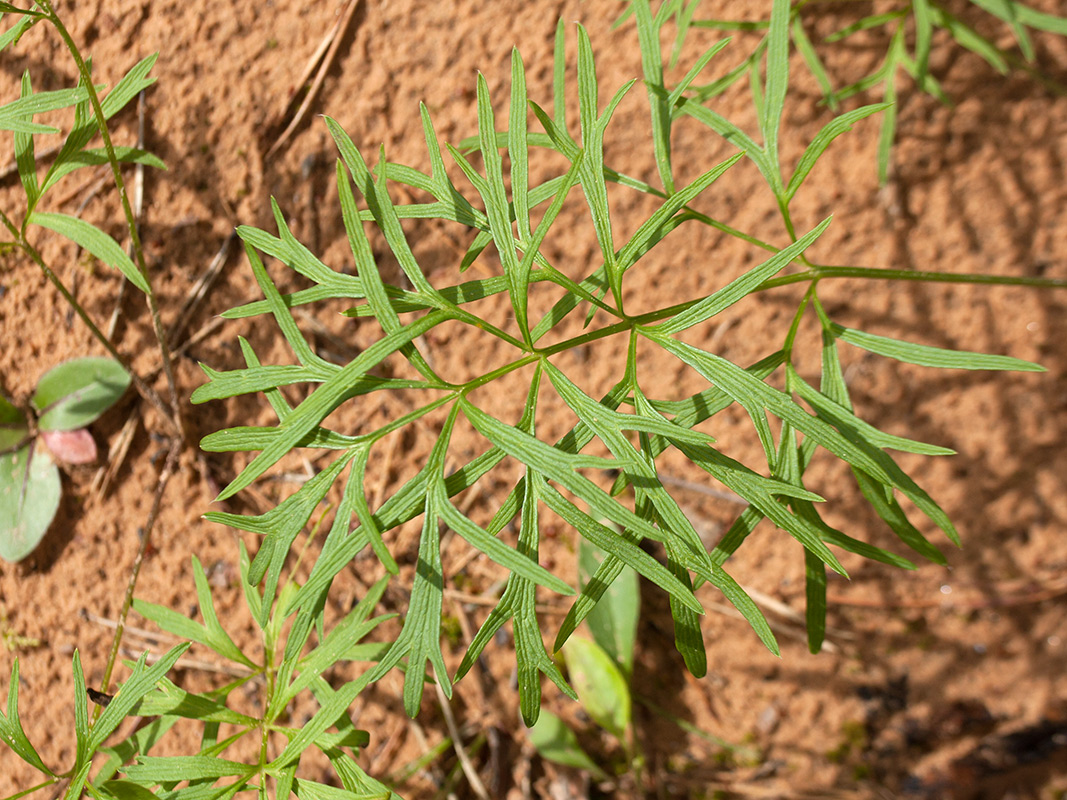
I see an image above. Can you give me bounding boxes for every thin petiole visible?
[759,264,1067,291]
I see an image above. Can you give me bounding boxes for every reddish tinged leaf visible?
[41,428,97,465]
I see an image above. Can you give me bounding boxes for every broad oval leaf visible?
[562,636,631,741]
[32,357,130,431]
[578,538,639,676]
[527,709,608,780]
[0,443,61,563]
[0,393,29,453]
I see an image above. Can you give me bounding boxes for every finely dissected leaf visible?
[628,393,708,677]
[792,15,836,106]
[475,67,528,334]
[616,153,743,275]
[286,446,508,619]
[652,217,831,334]
[100,780,162,800]
[124,756,256,782]
[913,0,934,82]
[462,399,704,614]
[14,72,39,208]
[436,497,574,595]
[89,646,190,754]
[0,84,93,134]
[528,710,608,779]
[0,12,39,54]
[642,336,850,573]
[0,394,29,453]
[279,582,392,707]
[578,538,638,676]
[72,650,90,763]
[652,331,964,545]
[791,372,954,457]
[128,681,256,727]
[268,676,369,770]
[207,309,448,502]
[853,468,945,564]
[0,442,60,563]
[633,0,674,193]
[355,407,461,718]
[154,778,247,800]
[292,779,390,800]
[971,0,1035,58]
[207,452,355,625]
[454,372,577,725]
[785,104,889,200]
[41,147,165,196]
[671,90,771,179]
[93,715,180,788]
[831,323,1045,372]
[33,357,130,432]
[0,660,52,774]
[322,752,394,799]
[933,6,1009,73]
[804,548,827,654]
[877,28,904,186]
[299,683,371,756]
[29,213,150,293]
[67,761,94,800]
[41,54,160,196]
[760,0,790,183]
[241,232,336,373]
[665,36,731,109]
[134,576,254,668]
[177,18,1067,765]
[562,636,631,740]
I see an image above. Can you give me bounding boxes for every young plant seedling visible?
[0,357,129,562]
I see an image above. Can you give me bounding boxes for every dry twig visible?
[433,680,491,800]
[265,0,362,161]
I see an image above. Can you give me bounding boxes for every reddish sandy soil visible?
[2,1,1067,798]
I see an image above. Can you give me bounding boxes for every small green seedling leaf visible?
[33,357,130,431]
[0,394,29,453]
[528,709,609,780]
[0,443,60,563]
[578,538,639,676]
[562,636,631,741]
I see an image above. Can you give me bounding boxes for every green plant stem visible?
[781,283,817,362]
[38,0,184,441]
[461,298,705,395]
[31,2,186,728]
[759,264,1067,290]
